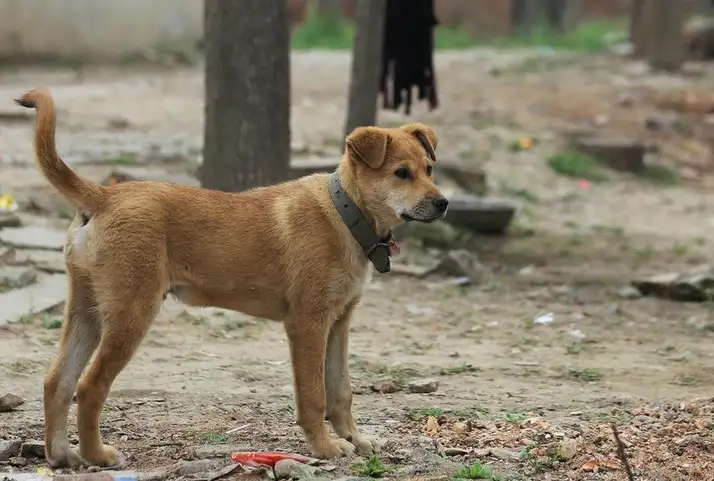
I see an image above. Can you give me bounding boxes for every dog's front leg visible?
[285,311,356,459]
[325,300,379,455]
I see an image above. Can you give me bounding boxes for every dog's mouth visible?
[400,213,441,223]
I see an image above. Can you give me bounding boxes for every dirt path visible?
[1,51,714,480]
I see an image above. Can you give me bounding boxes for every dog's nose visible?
[432,196,449,212]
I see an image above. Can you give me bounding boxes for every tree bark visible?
[202,0,291,192]
[316,0,343,19]
[646,0,685,72]
[629,0,648,57]
[343,0,386,146]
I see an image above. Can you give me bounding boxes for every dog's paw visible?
[350,434,380,456]
[47,447,84,469]
[310,438,356,459]
[80,444,120,467]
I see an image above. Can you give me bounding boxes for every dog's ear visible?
[345,126,389,169]
[401,123,438,160]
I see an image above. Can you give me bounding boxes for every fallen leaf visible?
[581,459,600,472]
[425,415,439,434]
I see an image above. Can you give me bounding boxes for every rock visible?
[570,136,645,173]
[436,159,487,196]
[371,378,402,394]
[551,438,578,460]
[407,378,439,394]
[20,440,45,458]
[443,447,470,456]
[489,447,520,461]
[0,226,66,251]
[645,115,668,131]
[0,274,68,326]
[618,93,635,108]
[274,459,321,480]
[430,249,487,284]
[0,212,22,228]
[0,266,37,290]
[107,117,135,130]
[0,245,15,263]
[0,393,25,412]
[407,448,460,475]
[632,264,714,302]
[617,285,642,299]
[8,456,27,467]
[0,439,22,460]
[472,448,491,457]
[443,193,515,235]
[13,249,67,274]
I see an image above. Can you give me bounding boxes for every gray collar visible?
[328,171,393,273]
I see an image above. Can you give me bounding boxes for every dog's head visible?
[343,122,447,227]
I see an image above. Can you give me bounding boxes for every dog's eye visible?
[394,167,411,179]
[426,164,433,176]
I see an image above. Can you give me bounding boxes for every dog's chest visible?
[327,263,370,301]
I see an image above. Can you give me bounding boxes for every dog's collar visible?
[329,171,395,274]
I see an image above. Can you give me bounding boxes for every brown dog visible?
[15,89,448,468]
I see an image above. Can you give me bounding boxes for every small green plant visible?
[352,454,395,478]
[43,317,63,329]
[440,363,478,375]
[454,462,502,480]
[199,431,229,444]
[109,153,137,165]
[547,152,608,182]
[407,407,443,420]
[570,368,602,382]
[505,411,527,424]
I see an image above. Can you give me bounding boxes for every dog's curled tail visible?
[15,89,105,216]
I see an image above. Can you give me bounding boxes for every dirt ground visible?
[1,50,714,480]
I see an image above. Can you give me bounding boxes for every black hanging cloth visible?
[379,0,439,115]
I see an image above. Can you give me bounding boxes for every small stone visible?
[431,250,487,284]
[0,439,22,461]
[551,438,578,460]
[490,448,520,461]
[0,392,25,412]
[443,447,470,456]
[20,440,45,458]
[472,448,491,457]
[617,285,642,299]
[425,416,439,433]
[274,459,320,480]
[0,212,21,228]
[9,456,27,467]
[645,115,667,131]
[618,93,634,108]
[371,378,402,394]
[592,114,609,127]
[407,378,439,394]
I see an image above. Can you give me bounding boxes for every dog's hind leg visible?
[325,300,378,455]
[44,267,101,468]
[74,269,164,467]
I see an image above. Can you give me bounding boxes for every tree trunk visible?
[316,0,342,19]
[202,0,291,192]
[511,0,541,36]
[630,0,648,57]
[646,0,685,72]
[343,0,386,146]
[545,0,582,33]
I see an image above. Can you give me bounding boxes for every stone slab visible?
[0,227,66,251]
[13,249,67,274]
[0,274,67,325]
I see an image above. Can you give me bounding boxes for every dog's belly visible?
[167,284,288,321]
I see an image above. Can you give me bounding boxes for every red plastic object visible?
[231,451,311,468]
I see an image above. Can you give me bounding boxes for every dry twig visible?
[611,422,635,481]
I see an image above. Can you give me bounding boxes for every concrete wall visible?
[0,0,203,61]
[0,0,635,61]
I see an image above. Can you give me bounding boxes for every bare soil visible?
[1,50,714,480]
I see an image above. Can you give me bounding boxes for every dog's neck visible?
[331,167,398,274]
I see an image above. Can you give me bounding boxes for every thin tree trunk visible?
[630,0,648,57]
[343,0,386,146]
[202,0,291,192]
[647,0,685,72]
